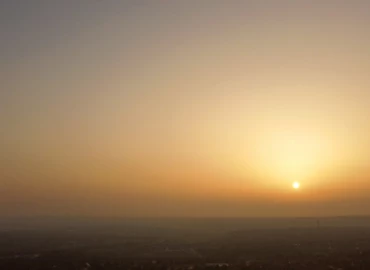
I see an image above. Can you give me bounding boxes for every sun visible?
[292,182,300,189]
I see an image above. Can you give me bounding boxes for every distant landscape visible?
[1,217,370,269]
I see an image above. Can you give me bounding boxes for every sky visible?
[1,0,370,217]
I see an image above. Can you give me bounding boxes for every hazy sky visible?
[1,1,370,217]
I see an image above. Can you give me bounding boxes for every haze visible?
[1,1,370,217]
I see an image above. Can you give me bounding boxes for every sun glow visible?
[293,182,300,189]
[252,128,333,188]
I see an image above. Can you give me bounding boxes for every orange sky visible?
[1,1,370,217]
